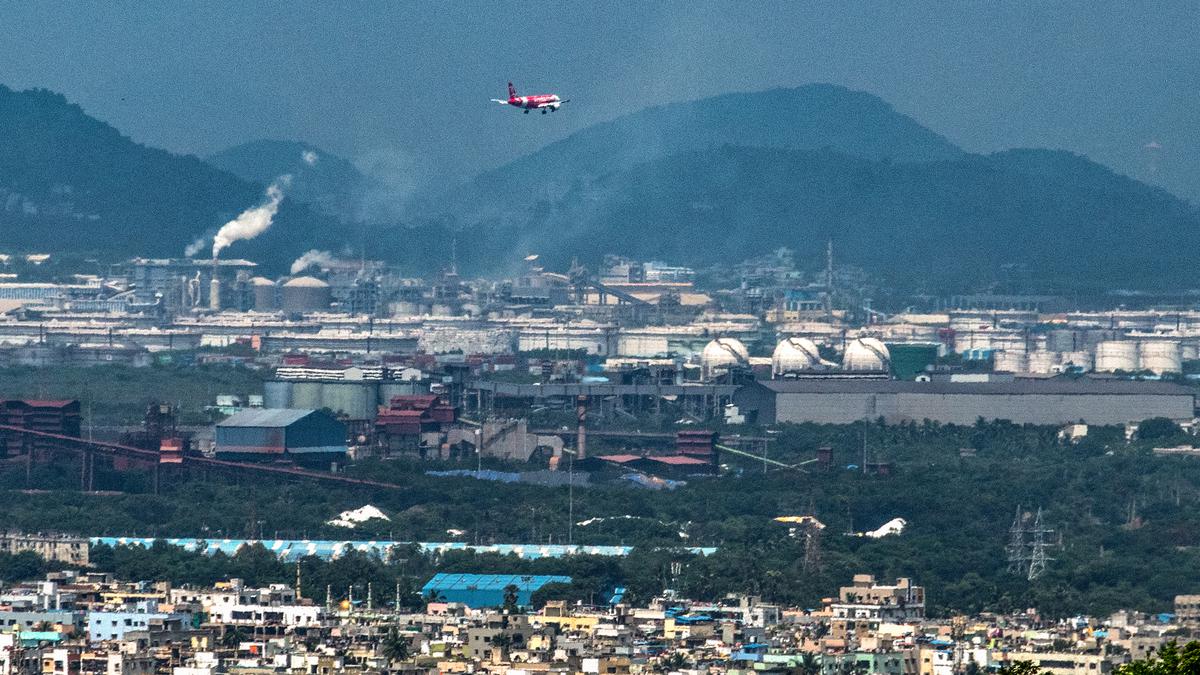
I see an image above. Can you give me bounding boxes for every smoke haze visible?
[211,176,292,258]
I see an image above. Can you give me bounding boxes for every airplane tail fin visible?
[507,81,518,99]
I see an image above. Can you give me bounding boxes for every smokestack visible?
[576,395,587,459]
[209,262,221,311]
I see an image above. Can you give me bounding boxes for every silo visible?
[1138,341,1182,374]
[291,382,324,409]
[1094,341,1139,372]
[281,276,332,313]
[263,380,294,408]
[993,350,1028,373]
[320,382,378,420]
[251,277,277,311]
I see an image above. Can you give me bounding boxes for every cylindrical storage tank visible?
[380,382,420,405]
[263,380,293,408]
[281,276,332,313]
[1094,341,1139,372]
[993,350,1028,373]
[251,277,277,311]
[1139,341,1182,374]
[1059,351,1093,371]
[389,301,420,317]
[291,382,324,409]
[1026,350,1058,374]
[1046,330,1080,353]
[431,303,454,316]
[320,382,378,420]
[1182,341,1200,361]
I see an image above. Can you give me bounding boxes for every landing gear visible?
[541,109,547,114]
[524,109,529,114]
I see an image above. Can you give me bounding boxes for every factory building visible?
[0,400,82,457]
[733,379,1196,426]
[214,409,346,460]
[420,573,572,608]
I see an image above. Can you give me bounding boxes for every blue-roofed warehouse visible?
[421,573,571,608]
[215,409,346,461]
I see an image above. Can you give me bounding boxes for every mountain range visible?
[0,81,1196,291]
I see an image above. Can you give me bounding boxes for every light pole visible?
[475,429,482,475]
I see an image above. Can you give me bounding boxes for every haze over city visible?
[1,5,1200,675]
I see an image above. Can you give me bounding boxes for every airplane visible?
[492,81,568,114]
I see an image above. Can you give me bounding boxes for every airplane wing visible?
[490,99,510,105]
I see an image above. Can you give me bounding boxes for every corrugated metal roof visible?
[421,573,571,593]
[216,408,316,428]
[650,455,710,465]
[755,379,1194,396]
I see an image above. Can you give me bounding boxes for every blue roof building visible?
[420,573,571,608]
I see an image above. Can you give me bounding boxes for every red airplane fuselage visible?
[495,82,566,113]
[508,93,561,109]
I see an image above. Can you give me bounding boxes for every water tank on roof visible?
[281,276,331,313]
[842,338,890,371]
[772,337,820,376]
[1094,341,1138,372]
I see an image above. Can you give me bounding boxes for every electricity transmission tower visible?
[1005,505,1028,575]
[1007,505,1055,580]
[1026,508,1054,581]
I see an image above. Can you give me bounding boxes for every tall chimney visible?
[209,261,221,311]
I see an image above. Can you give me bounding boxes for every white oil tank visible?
[1182,341,1200,361]
[1059,351,1093,371]
[1026,350,1059,374]
[1139,341,1182,374]
[1094,341,1139,372]
[993,350,1028,373]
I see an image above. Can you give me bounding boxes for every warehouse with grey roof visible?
[733,379,1196,426]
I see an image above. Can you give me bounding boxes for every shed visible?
[215,408,346,459]
[421,573,571,608]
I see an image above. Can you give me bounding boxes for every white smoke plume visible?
[212,175,292,258]
[184,236,207,258]
[290,249,336,275]
[302,150,319,166]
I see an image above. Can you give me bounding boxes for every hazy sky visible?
[2,2,1198,198]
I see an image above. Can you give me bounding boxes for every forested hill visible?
[401,143,1200,293]
[427,84,966,222]
[207,139,366,220]
[0,85,336,266]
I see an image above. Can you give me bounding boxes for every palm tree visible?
[502,583,520,614]
[381,628,410,663]
[655,651,692,673]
